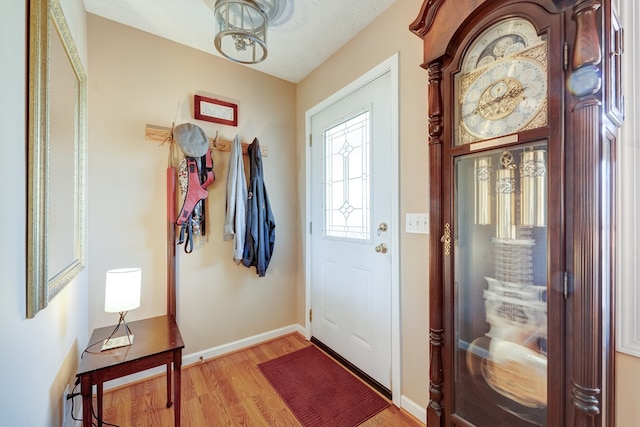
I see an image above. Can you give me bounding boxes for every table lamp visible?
[101,268,142,351]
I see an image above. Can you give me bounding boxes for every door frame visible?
[304,53,400,407]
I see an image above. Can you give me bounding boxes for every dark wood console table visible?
[76,315,184,426]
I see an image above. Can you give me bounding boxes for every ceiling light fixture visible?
[205,0,284,64]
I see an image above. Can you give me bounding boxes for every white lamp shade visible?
[104,268,142,313]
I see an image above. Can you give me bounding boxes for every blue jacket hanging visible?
[242,138,276,276]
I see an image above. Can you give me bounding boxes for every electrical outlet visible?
[62,384,70,424]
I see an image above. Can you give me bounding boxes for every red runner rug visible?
[258,345,390,426]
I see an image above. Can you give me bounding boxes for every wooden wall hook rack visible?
[145,124,268,157]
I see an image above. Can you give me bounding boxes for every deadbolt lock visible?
[377,222,388,236]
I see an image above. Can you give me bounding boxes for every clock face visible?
[461,59,546,139]
[455,18,548,144]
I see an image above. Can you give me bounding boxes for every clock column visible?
[567,1,616,426]
[426,60,445,427]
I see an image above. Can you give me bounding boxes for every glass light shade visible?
[104,268,141,313]
[213,0,268,64]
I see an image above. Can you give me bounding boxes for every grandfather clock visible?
[410,1,622,426]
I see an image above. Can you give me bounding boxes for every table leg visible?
[174,349,182,427]
[80,376,92,427]
[97,382,103,427]
[166,363,173,408]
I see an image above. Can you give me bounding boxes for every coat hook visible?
[212,130,219,147]
[160,122,175,146]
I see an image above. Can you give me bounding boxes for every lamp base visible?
[101,334,134,351]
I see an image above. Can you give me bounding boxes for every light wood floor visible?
[97,332,423,426]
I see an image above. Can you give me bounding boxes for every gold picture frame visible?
[27,0,87,318]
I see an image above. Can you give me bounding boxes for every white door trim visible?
[304,53,400,407]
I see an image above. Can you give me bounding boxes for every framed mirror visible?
[27,0,87,318]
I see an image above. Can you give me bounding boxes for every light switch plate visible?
[406,213,429,234]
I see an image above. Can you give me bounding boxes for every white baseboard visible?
[182,323,304,366]
[401,395,427,424]
[101,323,305,391]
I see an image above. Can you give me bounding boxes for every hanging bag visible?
[172,123,215,253]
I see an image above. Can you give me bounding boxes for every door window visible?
[323,110,371,241]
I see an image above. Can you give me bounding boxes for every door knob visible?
[375,243,388,254]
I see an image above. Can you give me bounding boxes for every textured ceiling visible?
[83,0,398,83]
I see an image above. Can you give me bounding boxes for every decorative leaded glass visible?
[324,111,371,240]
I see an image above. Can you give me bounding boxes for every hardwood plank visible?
[99,333,423,426]
[182,362,210,400]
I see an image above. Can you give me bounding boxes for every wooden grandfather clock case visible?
[410,0,623,426]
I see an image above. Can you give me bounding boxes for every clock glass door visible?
[453,142,548,426]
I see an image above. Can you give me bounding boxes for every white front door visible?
[309,69,393,391]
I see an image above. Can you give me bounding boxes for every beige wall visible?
[296,0,431,409]
[86,14,299,352]
[617,353,640,423]
[3,0,640,424]
[0,0,90,425]
[87,1,433,411]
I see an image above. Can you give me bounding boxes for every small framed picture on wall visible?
[194,95,238,127]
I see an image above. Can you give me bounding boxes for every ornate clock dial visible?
[461,58,546,139]
[460,18,542,74]
[455,17,548,144]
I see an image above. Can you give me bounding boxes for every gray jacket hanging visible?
[223,135,248,264]
[242,138,275,276]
